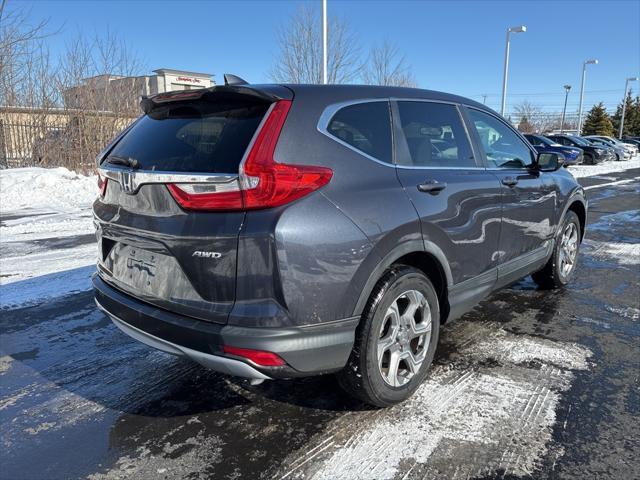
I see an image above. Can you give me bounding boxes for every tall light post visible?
[577,59,598,134]
[560,84,571,133]
[322,0,328,84]
[501,25,526,116]
[619,76,638,138]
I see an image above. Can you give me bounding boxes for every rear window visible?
[106,100,270,173]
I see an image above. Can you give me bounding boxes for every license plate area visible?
[104,243,202,303]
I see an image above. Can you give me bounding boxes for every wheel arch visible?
[567,198,587,241]
[353,241,452,325]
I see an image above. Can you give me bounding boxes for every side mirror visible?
[536,152,564,171]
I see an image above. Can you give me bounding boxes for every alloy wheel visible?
[377,290,432,387]
[559,222,578,278]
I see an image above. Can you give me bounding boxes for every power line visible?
[471,88,625,98]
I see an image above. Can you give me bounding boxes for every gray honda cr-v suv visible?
[93,80,587,407]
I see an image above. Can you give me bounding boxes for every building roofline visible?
[153,68,214,78]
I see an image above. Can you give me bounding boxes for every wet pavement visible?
[1,168,639,480]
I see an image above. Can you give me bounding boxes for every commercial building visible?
[63,68,215,112]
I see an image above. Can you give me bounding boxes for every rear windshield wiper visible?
[105,155,140,169]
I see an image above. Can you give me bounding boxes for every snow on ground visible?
[567,155,640,178]
[0,168,98,305]
[584,240,640,266]
[281,321,592,480]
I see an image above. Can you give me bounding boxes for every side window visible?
[395,101,475,168]
[327,101,392,163]
[468,109,535,168]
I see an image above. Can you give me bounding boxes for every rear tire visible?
[337,266,440,407]
[532,211,581,289]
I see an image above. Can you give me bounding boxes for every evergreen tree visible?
[630,96,640,136]
[611,89,638,137]
[581,102,614,136]
[517,115,535,133]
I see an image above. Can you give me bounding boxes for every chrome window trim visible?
[396,165,486,171]
[391,98,482,171]
[316,98,394,167]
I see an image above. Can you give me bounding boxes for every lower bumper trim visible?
[98,300,271,380]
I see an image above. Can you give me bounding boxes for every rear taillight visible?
[167,182,243,211]
[222,345,285,367]
[168,100,332,212]
[97,174,108,197]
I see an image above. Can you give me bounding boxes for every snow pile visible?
[1,167,98,297]
[567,155,640,178]
[0,167,97,213]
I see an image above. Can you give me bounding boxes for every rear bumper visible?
[93,274,358,379]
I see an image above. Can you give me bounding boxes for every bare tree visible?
[513,100,541,122]
[361,40,416,87]
[49,30,145,172]
[271,5,362,84]
[0,0,57,107]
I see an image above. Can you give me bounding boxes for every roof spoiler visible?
[140,83,290,114]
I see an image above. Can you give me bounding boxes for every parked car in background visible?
[583,136,629,161]
[92,82,587,407]
[622,137,640,149]
[592,135,638,157]
[546,134,610,164]
[524,134,583,165]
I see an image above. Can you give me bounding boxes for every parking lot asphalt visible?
[1,168,638,480]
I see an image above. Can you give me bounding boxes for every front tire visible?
[532,211,581,289]
[337,266,440,407]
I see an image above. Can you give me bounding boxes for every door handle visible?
[501,177,519,187]
[417,180,447,194]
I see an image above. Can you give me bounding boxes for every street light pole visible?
[322,0,328,85]
[619,76,638,138]
[560,84,571,134]
[577,59,598,134]
[501,25,526,116]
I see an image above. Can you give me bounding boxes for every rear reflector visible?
[97,174,108,197]
[167,99,332,212]
[222,345,285,367]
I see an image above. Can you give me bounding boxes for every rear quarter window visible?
[106,101,270,173]
[326,101,392,164]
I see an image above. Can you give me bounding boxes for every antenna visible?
[224,74,249,86]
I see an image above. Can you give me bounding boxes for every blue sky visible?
[14,0,640,114]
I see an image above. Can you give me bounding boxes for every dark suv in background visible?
[93,81,587,406]
[546,134,611,164]
[524,134,583,165]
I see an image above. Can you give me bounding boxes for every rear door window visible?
[327,101,392,163]
[106,100,270,173]
[395,101,475,168]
